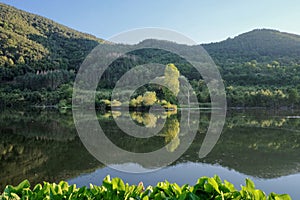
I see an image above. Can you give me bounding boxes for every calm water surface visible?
[0,109,300,198]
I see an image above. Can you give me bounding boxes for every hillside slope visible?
[0,3,102,81]
[0,3,300,107]
[203,29,300,65]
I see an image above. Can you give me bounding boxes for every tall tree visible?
[162,64,180,104]
[164,63,180,96]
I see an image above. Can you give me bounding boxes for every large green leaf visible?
[111,177,126,191]
[0,176,292,200]
[245,178,256,190]
[205,177,221,194]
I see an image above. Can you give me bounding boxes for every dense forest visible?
[0,3,300,108]
[203,29,300,107]
[0,3,102,107]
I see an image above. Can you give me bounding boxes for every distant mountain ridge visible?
[203,29,300,65]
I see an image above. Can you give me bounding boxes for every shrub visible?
[0,175,291,200]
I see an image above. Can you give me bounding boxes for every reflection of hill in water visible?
[0,132,102,190]
[102,110,300,178]
[0,110,77,141]
[0,109,300,189]
[182,125,300,179]
[179,110,300,178]
[0,110,103,190]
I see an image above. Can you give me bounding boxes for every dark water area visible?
[0,109,300,198]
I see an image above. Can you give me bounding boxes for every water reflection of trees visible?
[162,118,180,152]
[225,111,300,130]
[0,126,103,191]
[100,111,181,152]
[1,109,300,188]
[131,112,157,128]
[178,110,300,178]
[0,109,77,140]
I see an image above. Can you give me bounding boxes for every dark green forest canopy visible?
[1,2,300,107]
[203,29,300,65]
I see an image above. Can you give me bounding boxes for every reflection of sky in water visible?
[68,162,300,199]
[1,109,300,198]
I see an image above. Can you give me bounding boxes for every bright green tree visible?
[142,91,157,106]
[164,63,180,96]
[162,64,180,104]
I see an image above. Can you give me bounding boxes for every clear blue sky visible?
[1,0,299,43]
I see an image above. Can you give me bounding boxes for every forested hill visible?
[202,29,300,107]
[0,3,103,81]
[1,2,300,108]
[203,29,300,65]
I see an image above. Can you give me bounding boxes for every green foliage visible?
[1,3,300,109]
[0,83,73,107]
[202,29,300,107]
[162,63,180,104]
[203,29,300,65]
[15,70,74,90]
[99,91,176,112]
[225,85,300,107]
[0,176,291,200]
[287,89,299,106]
[164,63,180,96]
[111,99,122,107]
[143,91,157,106]
[0,3,102,82]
